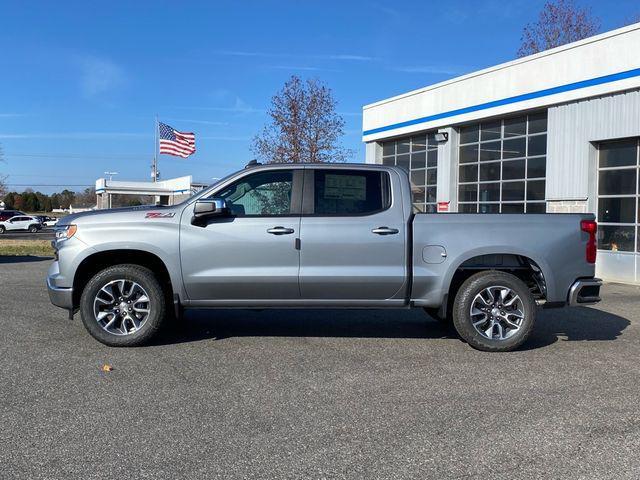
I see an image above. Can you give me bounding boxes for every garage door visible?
[596,138,640,283]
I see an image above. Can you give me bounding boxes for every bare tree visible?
[252,76,352,164]
[517,0,600,57]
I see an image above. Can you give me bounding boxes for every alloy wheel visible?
[92,279,151,336]
[469,286,525,341]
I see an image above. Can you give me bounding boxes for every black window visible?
[215,170,294,216]
[312,169,389,215]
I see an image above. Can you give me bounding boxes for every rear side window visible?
[313,169,390,215]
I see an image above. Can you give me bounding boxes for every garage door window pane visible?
[460,144,479,163]
[460,125,479,144]
[503,159,525,180]
[396,154,410,171]
[480,162,501,181]
[427,150,438,167]
[598,197,636,223]
[411,151,426,169]
[479,203,500,213]
[459,184,478,202]
[504,116,526,137]
[426,187,437,203]
[528,112,547,134]
[528,135,547,157]
[382,142,395,157]
[459,203,477,213]
[526,202,546,214]
[599,169,636,195]
[459,164,478,183]
[527,180,545,201]
[502,203,525,213]
[481,121,501,141]
[503,137,526,159]
[599,140,637,168]
[397,139,410,154]
[479,141,501,161]
[502,182,525,201]
[411,169,426,186]
[527,157,546,179]
[598,225,635,252]
[411,135,426,152]
[479,183,500,202]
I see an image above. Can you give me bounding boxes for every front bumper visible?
[47,276,74,310]
[568,278,602,306]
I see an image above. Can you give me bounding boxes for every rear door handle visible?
[267,226,295,235]
[372,226,399,235]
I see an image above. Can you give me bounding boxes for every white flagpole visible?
[153,115,158,182]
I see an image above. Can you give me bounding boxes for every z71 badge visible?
[145,212,176,219]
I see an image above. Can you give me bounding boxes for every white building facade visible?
[363,23,640,284]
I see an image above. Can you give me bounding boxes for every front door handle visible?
[372,226,399,235]
[267,226,295,235]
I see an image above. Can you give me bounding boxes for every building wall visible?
[363,24,640,143]
[547,88,640,206]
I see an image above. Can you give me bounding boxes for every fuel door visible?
[423,245,447,264]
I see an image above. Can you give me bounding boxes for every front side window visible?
[215,170,293,216]
[313,169,389,215]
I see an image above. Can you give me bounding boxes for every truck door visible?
[180,168,302,301]
[298,168,407,301]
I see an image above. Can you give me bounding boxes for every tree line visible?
[2,188,96,213]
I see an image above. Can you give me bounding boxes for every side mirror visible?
[191,198,229,225]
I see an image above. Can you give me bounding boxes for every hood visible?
[58,204,178,226]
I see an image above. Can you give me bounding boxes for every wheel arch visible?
[72,249,174,309]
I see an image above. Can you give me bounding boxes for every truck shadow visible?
[0,255,53,264]
[153,306,630,350]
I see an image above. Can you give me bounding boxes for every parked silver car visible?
[47,163,601,351]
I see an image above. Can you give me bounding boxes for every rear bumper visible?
[46,276,74,310]
[568,278,602,306]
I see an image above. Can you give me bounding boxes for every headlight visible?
[54,224,77,241]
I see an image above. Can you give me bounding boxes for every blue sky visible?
[1,0,638,194]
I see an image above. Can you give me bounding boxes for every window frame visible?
[456,112,548,214]
[208,168,303,218]
[302,168,392,217]
[596,138,640,253]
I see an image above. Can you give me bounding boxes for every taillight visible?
[581,220,597,264]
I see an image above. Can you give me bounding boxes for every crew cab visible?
[47,163,602,351]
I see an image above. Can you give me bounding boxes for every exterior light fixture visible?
[434,132,449,142]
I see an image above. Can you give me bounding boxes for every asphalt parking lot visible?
[1,257,639,479]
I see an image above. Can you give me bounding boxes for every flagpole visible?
[153,115,158,182]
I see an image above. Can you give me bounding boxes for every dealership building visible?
[363,23,640,284]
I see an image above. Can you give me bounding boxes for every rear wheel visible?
[79,264,166,347]
[452,271,536,352]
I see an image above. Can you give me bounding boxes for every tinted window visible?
[313,170,389,215]
[216,170,293,216]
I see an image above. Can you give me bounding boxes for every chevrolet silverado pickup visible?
[47,163,602,351]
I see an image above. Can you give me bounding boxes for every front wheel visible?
[28,225,38,233]
[0,226,5,234]
[452,271,536,352]
[79,264,166,347]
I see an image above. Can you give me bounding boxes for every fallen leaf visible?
[101,364,113,372]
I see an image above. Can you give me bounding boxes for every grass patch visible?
[0,239,54,257]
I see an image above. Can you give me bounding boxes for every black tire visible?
[452,271,536,352]
[28,225,38,233]
[0,225,5,234]
[79,264,166,347]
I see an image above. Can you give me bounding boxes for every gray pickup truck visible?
[47,163,602,351]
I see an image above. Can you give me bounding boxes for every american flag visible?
[158,122,196,158]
